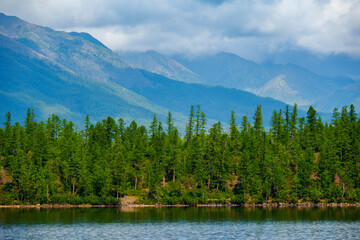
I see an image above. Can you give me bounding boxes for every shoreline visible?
[1,203,359,208]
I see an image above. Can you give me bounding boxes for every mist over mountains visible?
[0,13,300,130]
[1,12,358,131]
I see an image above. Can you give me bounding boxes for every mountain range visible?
[121,50,357,112]
[174,52,358,112]
[0,13,298,130]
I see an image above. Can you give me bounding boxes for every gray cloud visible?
[1,0,360,61]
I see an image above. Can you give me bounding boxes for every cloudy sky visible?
[1,0,360,64]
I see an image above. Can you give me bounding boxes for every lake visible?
[1,207,360,239]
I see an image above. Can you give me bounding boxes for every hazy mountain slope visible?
[248,75,312,106]
[173,52,266,89]
[120,70,291,124]
[265,49,360,80]
[246,64,353,107]
[120,50,202,83]
[174,52,355,110]
[314,81,360,112]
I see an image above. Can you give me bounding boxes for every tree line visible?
[0,104,359,205]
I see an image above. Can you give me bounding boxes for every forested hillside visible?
[1,104,359,205]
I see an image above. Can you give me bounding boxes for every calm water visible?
[1,207,360,239]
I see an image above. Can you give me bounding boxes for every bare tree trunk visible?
[290,128,295,150]
[72,177,75,195]
[173,168,176,182]
[135,176,138,190]
[217,173,221,190]
[162,176,166,186]
[117,179,119,199]
[207,174,211,189]
[47,183,49,202]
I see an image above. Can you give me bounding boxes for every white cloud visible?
[1,0,359,61]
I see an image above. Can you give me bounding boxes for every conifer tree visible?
[185,105,195,144]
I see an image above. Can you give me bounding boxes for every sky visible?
[1,0,360,68]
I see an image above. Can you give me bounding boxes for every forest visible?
[0,104,359,205]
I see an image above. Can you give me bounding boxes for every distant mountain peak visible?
[246,75,312,107]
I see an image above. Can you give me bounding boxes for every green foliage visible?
[0,104,359,205]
